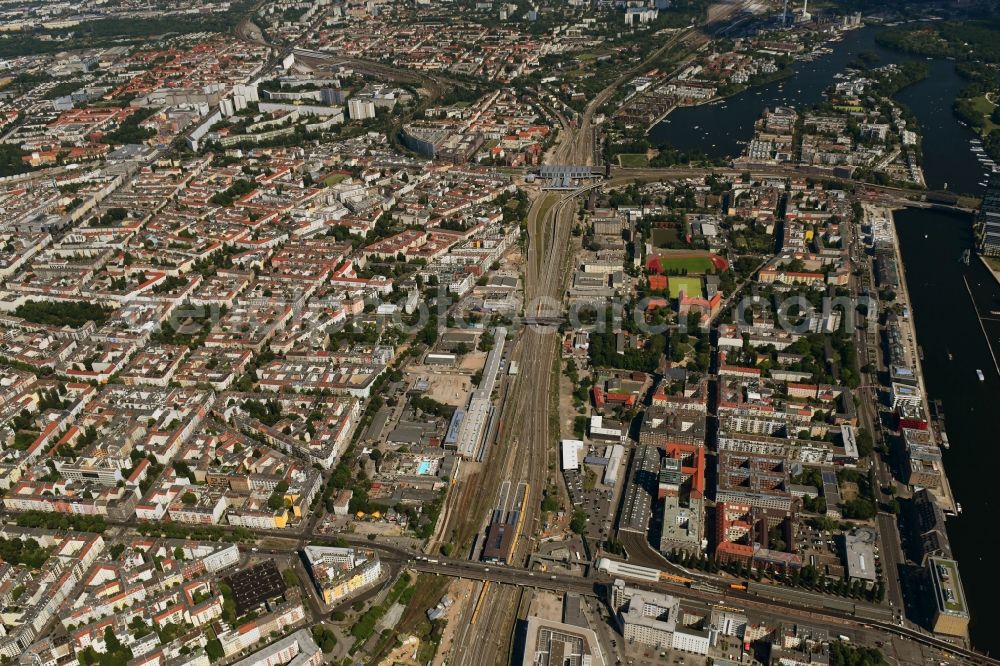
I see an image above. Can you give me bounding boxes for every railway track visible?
[449,581,523,666]
[442,15,736,659]
[430,3,771,662]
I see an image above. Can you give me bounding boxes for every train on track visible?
[481,482,529,565]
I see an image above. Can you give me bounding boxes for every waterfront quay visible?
[859,203,972,648]
[879,205,961,514]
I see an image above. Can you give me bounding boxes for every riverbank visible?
[651,25,989,195]
[646,28,835,133]
[882,206,959,515]
[876,19,1000,162]
[642,67,796,133]
[893,208,1000,652]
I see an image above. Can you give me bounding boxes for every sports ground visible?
[647,251,729,275]
[668,276,704,299]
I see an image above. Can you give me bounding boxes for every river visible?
[894,209,1000,655]
[647,22,1000,653]
[649,25,990,196]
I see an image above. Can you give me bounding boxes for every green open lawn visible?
[656,255,715,273]
[617,153,649,168]
[668,276,703,299]
[970,94,998,134]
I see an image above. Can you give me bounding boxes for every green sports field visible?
[668,276,703,299]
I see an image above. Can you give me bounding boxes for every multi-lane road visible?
[239,533,993,666]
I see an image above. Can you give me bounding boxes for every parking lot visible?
[563,463,617,542]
